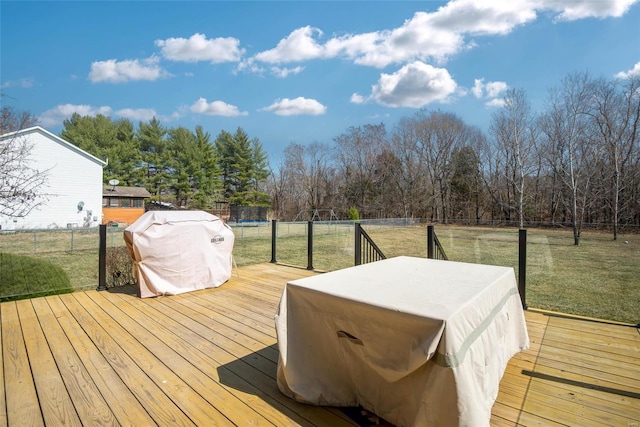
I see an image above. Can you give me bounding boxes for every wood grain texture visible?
[2,301,44,427]
[42,296,157,427]
[1,263,638,427]
[0,304,6,427]
[14,299,83,427]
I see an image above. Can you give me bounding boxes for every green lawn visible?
[0,252,73,301]
[1,224,638,324]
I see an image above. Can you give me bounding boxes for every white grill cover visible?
[124,210,234,298]
[275,256,529,427]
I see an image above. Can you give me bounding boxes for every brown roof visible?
[103,185,152,198]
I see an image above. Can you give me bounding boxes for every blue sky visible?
[2,0,639,161]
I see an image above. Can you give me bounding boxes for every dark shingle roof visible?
[103,185,151,198]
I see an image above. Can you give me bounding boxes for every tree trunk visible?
[572,187,580,245]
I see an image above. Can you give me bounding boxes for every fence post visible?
[427,225,435,259]
[70,228,75,254]
[354,223,362,266]
[270,220,277,263]
[97,224,107,291]
[307,221,314,270]
[518,228,527,309]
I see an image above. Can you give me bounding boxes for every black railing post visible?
[97,224,107,291]
[355,223,362,266]
[518,228,527,309]
[307,221,314,270]
[270,220,277,263]
[427,225,435,259]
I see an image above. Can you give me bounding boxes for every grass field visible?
[1,223,638,324]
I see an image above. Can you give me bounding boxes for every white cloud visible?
[535,0,638,21]
[368,62,457,108]
[115,108,158,122]
[486,98,507,108]
[39,104,112,127]
[156,33,244,63]
[89,56,168,83]
[254,26,326,63]
[470,78,508,105]
[249,0,637,69]
[190,98,248,116]
[271,66,304,78]
[0,77,36,89]
[472,79,485,98]
[346,2,537,67]
[485,81,509,98]
[259,97,327,116]
[615,61,640,79]
[430,0,538,35]
[350,93,366,104]
[248,2,537,68]
[235,59,265,75]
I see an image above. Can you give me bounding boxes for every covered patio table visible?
[275,256,529,427]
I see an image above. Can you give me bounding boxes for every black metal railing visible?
[427,225,448,260]
[519,229,527,309]
[354,223,386,266]
[266,220,526,309]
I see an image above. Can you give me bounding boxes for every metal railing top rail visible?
[354,223,387,266]
[432,230,448,260]
[427,225,448,261]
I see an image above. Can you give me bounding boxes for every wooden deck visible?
[1,263,639,426]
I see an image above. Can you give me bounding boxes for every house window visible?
[121,198,131,208]
[133,199,143,208]
[109,198,119,207]
[102,198,108,207]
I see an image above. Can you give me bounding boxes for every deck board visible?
[2,263,639,426]
[2,301,44,427]
[0,302,6,427]
[56,293,197,426]
[40,296,157,426]
[16,299,84,427]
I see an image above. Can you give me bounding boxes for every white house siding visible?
[0,127,106,230]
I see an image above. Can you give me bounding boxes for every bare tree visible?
[1,105,38,134]
[414,110,472,223]
[588,75,640,239]
[333,124,388,217]
[268,142,337,220]
[540,72,598,245]
[268,145,305,220]
[390,116,431,218]
[449,138,485,224]
[0,106,49,218]
[267,160,290,221]
[490,88,540,228]
[301,142,335,214]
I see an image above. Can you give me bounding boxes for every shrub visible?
[347,206,360,221]
[106,246,136,287]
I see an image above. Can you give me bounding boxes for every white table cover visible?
[275,256,529,427]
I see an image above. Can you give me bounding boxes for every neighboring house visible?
[102,185,151,226]
[0,126,106,231]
